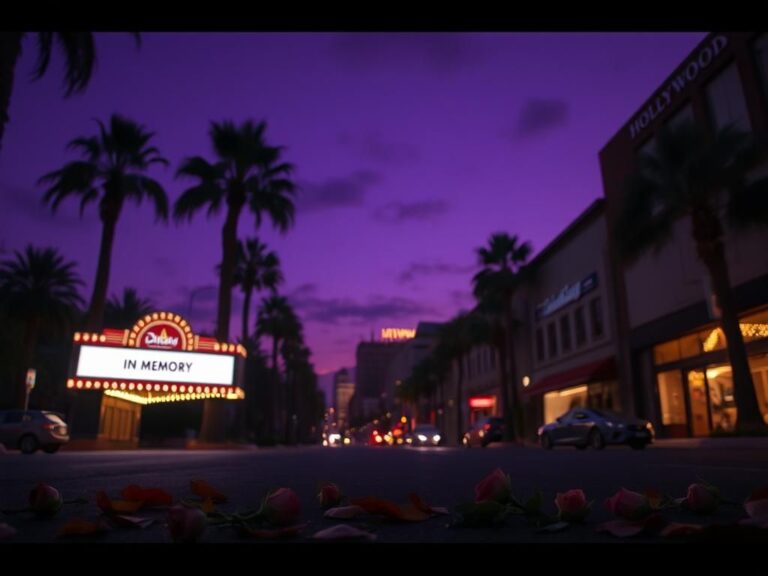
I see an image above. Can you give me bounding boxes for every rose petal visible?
[96,491,144,514]
[0,523,17,540]
[312,524,376,541]
[596,519,646,538]
[660,522,705,537]
[242,522,308,539]
[110,515,155,529]
[57,518,110,538]
[190,480,227,503]
[121,485,173,507]
[324,505,367,519]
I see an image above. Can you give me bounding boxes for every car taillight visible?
[42,423,54,430]
[483,423,491,431]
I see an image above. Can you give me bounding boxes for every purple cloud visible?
[297,170,380,212]
[373,200,450,223]
[516,98,570,137]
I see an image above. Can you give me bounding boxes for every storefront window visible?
[560,314,572,353]
[547,322,558,358]
[589,297,604,339]
[705,62,751,132]
[740,308,768,344]
[536,328,545,362]
[654,340,681,365]
[657,370,687,426]
[543,385,588,425]
[748,354,768,424]
[687,370,710,437]
[574,306,586,347]
[705,365,737,433]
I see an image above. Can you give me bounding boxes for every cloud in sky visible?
[373,200,450,223]
[297,170,381,212]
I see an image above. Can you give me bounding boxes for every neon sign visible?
[380,328,416,340]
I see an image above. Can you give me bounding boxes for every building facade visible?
[518,200,624,434]
[332,368,355,431]
[599,32,768,437]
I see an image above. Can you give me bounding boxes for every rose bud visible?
[474,468,512,504]
[604,488,652,521]
[685,483,719,514]
[260,488,301,526]
[167,505,207,543]
[555,489,591,522]
[318,483,343,509]
[29,483,63,517]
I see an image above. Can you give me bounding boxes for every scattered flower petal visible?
[190,480,227,503]
[312,524,376,541]
[57,518,110,538]
[121,485,173,507]
[324,505,367,519]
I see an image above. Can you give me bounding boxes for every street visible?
[2,441,768,542]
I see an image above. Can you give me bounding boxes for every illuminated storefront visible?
[599,32,768,437]
[651,308,768,437]
[67,312,245,445]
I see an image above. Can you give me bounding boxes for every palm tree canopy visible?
[233,238,283,293]
[472,233,532,304]
[256,295,300,343]
[617,120,768,263]
[0,245,84,327]
[174,119,297,231]
[105,287,154,329]
[39,114,169,220]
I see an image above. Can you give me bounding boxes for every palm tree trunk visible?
[695,221,767,433]
[503,299,523,444]
[217,206,240,340]
[0,32,23,153]
[455,360,464,444]
[201,205,241,443]
[272,336,281,440]
[495,336,515,443]
[85,209,119,331]
[241,284,253,343]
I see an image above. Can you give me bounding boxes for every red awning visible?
[524,357,617,397]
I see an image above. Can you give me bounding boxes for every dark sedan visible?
[537,408,654,450]
[462,417,505,448]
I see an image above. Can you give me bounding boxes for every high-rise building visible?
[333,368,355,431]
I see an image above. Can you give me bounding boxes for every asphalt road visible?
[2,442,768,543]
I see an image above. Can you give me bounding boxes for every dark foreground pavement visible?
[2,441,768,543]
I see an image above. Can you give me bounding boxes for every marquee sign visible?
[67,312,246,405]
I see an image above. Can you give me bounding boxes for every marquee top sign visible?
[68,311,246,405]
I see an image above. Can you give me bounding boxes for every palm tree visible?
[0,32,139,152]
[257,295,300,440]
[175,119,296,442]
[436,312,483,444]
[0,245,83,408]
[233,237,283,344]
[39,114,169,331]
[617,120,768,433]
[472,233,532,444]
[105,287,154,329]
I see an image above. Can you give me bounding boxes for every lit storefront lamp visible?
[522,376,531,388]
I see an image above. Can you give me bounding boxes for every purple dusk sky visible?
[0,32,704,392]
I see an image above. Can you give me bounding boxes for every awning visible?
[524,357,617,397]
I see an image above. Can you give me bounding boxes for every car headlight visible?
[432,434,441,443]
[606,421,614,428]
[417,434,428,442]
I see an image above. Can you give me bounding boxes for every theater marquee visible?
[66,311,246,405]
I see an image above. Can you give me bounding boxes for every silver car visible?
[0,410,70,454]
[537,408,654,450]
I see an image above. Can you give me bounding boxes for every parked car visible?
[0,410,70,454]
[537,408,654,450]
[462,417,505,448]
[405,424,443,447]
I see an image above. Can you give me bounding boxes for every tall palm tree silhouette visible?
[175,120,296,442]
[40,114,169,331]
